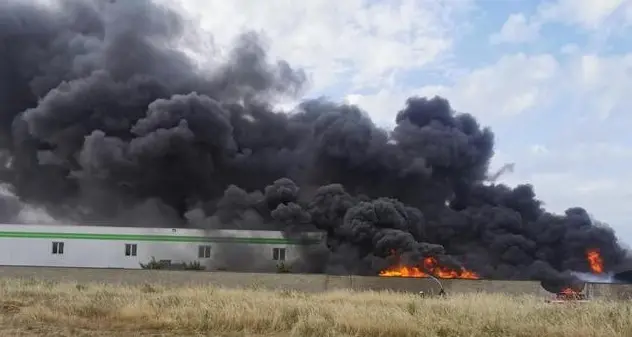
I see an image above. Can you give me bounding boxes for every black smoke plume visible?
[0,0,630,284]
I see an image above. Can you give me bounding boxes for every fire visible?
[586,249,604,274]
[559,287,578,295]
[379,255,480,279]
[554,287,587,301]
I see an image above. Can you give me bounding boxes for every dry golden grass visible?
[0,278,630,337]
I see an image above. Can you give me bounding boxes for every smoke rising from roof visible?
[0,0,630,284]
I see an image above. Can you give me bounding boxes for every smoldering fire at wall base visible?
[1,0,631,286]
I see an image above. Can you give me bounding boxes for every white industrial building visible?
[0,224,325,271]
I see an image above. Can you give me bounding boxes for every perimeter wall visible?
[0,266,630,300]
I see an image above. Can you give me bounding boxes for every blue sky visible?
[176,0,632,245]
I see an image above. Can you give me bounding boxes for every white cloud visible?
[167,0,470,94]
[566,142,632,161]
[492,0,632,45]
[515,142,632,172]
[440,54,559,117]
[489,13,541,44]
[570,54,632,119]
[560,44,580,54]
[346,53,560,127]
[529,144,549,156]
[348,50,632,130]
[344,85,447,129]
[537,0,629,29]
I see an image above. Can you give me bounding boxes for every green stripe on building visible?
[0,231,321,245]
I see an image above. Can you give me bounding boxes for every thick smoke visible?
[0,0,630,284]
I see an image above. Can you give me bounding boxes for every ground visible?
[0,278,629,337]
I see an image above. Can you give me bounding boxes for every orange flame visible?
[379,254,480,279]
[586,249,604,274]
[555,287,583,300]
[560,287,578,295]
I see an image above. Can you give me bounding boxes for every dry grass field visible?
[0,278,630,337]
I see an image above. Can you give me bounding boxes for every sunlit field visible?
[0,278,629,337]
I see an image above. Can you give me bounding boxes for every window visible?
[125,243,137,257]
[52,242,64,255]
[272,248,286,261]
[198,245,211,258]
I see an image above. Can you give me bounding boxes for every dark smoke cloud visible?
[0,0,630,284]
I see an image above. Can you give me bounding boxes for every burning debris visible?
[554,288,587,301]
[378,247,606,281]
[541,278,590,303]
[544,283,590,304]
[379,251,479,279]
[0,0,630,284]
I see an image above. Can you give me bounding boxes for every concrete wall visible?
[442,279,550,297]
[350,275,443,294]
[0,266,630,300]
[586,282,632,300]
